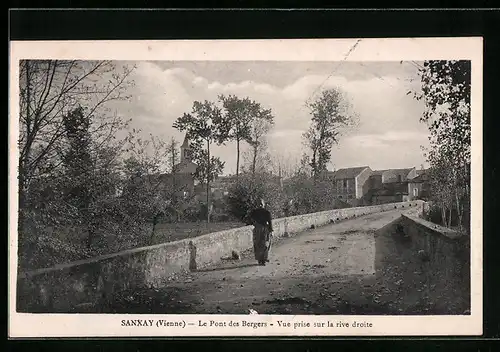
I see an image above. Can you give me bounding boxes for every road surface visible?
[101,207,449,315]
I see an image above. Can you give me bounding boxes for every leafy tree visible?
[227,173,286,223]
[173,100,227,222]
[18,60,135,243]
[267,152,299,180]
[302,88,357,182]
[121,133,190,244]
[18,61,134,208]
[190,148,225,185]
[166,137,180,173]
[61,106,95,248]
[413,60,471,230]
[283,174,339,215]
[219,95,274,178]
[296,153,313,178]
[246,108,274,176]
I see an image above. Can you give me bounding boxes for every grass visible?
[150,221,245,244]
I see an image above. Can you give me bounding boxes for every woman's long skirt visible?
[253,224,271,262]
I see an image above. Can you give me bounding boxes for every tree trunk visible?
[251,143,258,176]
[206,139,210,224]
[18,63,31,236]
[441,203,447,226]
[85,207,97,251]
[236,138,240,179]
[18,171,27,234]
[455,190,463,229]
[150,214,159,244]
[311,149,317,184]
[447,206,453,228]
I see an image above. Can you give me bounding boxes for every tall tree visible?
[166,137,179,173]
[173,100,227,222]
[219,95,274,179]
[18,60,135,233]
[246,106,274,176]
[413,60,471,229]
[61,106,96,248]
[190,148,225,185]
[302,88,356,182]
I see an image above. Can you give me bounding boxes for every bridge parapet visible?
[383,213,470,313]
[16,200,425,312]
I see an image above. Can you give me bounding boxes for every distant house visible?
[370,182,411,204]
[366,167,418,204]
[380,168,418,183]
[368,170,384,190]
[407,168,430,200]
[370,167,417,185]
[328,166,373,202]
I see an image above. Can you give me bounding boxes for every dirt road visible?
[103,207,457,315]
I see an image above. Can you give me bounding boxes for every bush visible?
[227,173,286,222]
[284,176,340,214]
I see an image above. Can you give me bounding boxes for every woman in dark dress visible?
[248,199,274,266]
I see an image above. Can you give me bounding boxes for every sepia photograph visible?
[8,38,482,337]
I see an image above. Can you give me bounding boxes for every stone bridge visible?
[16,201,470,315]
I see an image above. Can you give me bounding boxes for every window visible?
[343,179,348,188]
[397,175,402,182]
[413,188,418,197]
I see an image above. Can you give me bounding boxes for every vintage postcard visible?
[8,38,482,337]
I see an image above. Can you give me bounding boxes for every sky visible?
[112,60,430,175]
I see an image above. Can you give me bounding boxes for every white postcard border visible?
[8,37,483,337]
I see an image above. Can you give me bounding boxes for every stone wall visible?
[394,214,470,313]
[16,200,424,312]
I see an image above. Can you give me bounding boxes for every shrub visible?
[227,173,286,222]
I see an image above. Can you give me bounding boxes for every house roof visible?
[410,175,425,183]
[410,171,430,183]
[331,166,370,179]
[379,168,416,182]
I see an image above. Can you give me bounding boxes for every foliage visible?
[227,173,286,223]
[247,115,274,175]
[296,153,313,178]
[189,148,225,185]
[218,95,274,177]
[121,133,195,243]
[18,60,134,211]
[166,137,180,172]
[302,88,357,181]
[284,174,339,214]
[17,60,135,266]
[413,60,471,229]
[173,100,228,222]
